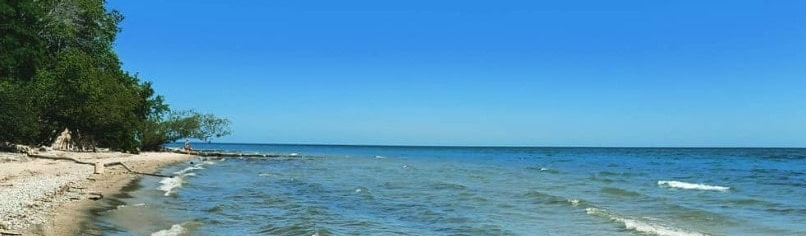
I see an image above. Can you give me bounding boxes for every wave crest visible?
[657,180,730,191]
[158,161,216,196]
[586,207,709,236]
[151,224,185,236]
[159,177,183,196]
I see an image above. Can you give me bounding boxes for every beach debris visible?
[94,162,105,174]
[0,230,22,235]
[26,154,174,178]
[88,192,104,200]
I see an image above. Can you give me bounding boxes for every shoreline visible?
[0,150,194,235]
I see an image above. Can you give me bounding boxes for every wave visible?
[159,161,215,196]
[657,180,730,191]
[258,172,281,178]
[116,203,146,210]
[354,186,370,193]
[526,166,560,174]
[522,190,710,236]
[159,177,184,196]
[586,207,709,236]
[724,198,776,207]
[151,224,185,236]
[522,191,588,208]
[174,165,204,175]
[600,187,642,197]
[430,182,468,190]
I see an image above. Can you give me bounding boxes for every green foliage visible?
[0,0,49,81]
[0,0,231,152]
[0,80,40,143]
[196,113,232,141]
[140,110,232,151]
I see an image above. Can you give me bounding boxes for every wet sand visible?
[0,151,193,235]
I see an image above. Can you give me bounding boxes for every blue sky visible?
[108,0,806,147]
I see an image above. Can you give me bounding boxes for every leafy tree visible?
[0,0,232,152]
[195,113,233,142]
[0,80,40,143]
[140,110,232,151]
[0,0,49,82]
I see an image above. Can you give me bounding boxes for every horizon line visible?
[177,141,806,149]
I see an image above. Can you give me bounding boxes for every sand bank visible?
[0,150,193,235]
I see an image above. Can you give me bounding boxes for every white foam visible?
[657,180,730,191]
[151,224,185,236]
[586,207,708,236]
[567,199,580,206]
[174,166,203,175]
[159,177,183,196]
[258,173,280,178]
[159,164,208,196]
[117,203,147,210]
[354,187,369,193]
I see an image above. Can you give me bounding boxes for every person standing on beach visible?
[184,139,192,154]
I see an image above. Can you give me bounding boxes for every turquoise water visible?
[85,144,806,236]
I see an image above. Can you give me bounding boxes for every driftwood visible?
[109,161,173,178]
[27,154,95,165]
[0,231,22,235]
[88,192,104,200]
[26,154,173,178]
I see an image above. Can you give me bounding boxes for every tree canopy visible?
[0,0,230,152]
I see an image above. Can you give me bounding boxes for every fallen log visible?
[106,161,173,178]
[26,154,173,178]
[26,153,94,165]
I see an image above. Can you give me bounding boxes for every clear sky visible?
[107,0,806,147]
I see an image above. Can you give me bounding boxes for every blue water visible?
[85,144,806,236]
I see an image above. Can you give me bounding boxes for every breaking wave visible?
[158,177,183,196]
[586,207,710,236]
[658,180,730,191]
[151,224,185,236]
[159,162,212,196]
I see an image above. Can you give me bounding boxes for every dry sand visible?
[0,150,193,235]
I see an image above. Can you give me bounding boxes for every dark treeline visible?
[0,0,230,153]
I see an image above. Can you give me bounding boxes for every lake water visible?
[83,144,806,236]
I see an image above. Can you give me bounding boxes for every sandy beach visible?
[0,150,193,235]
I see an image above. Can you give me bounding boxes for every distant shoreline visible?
[173,142,806,149]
